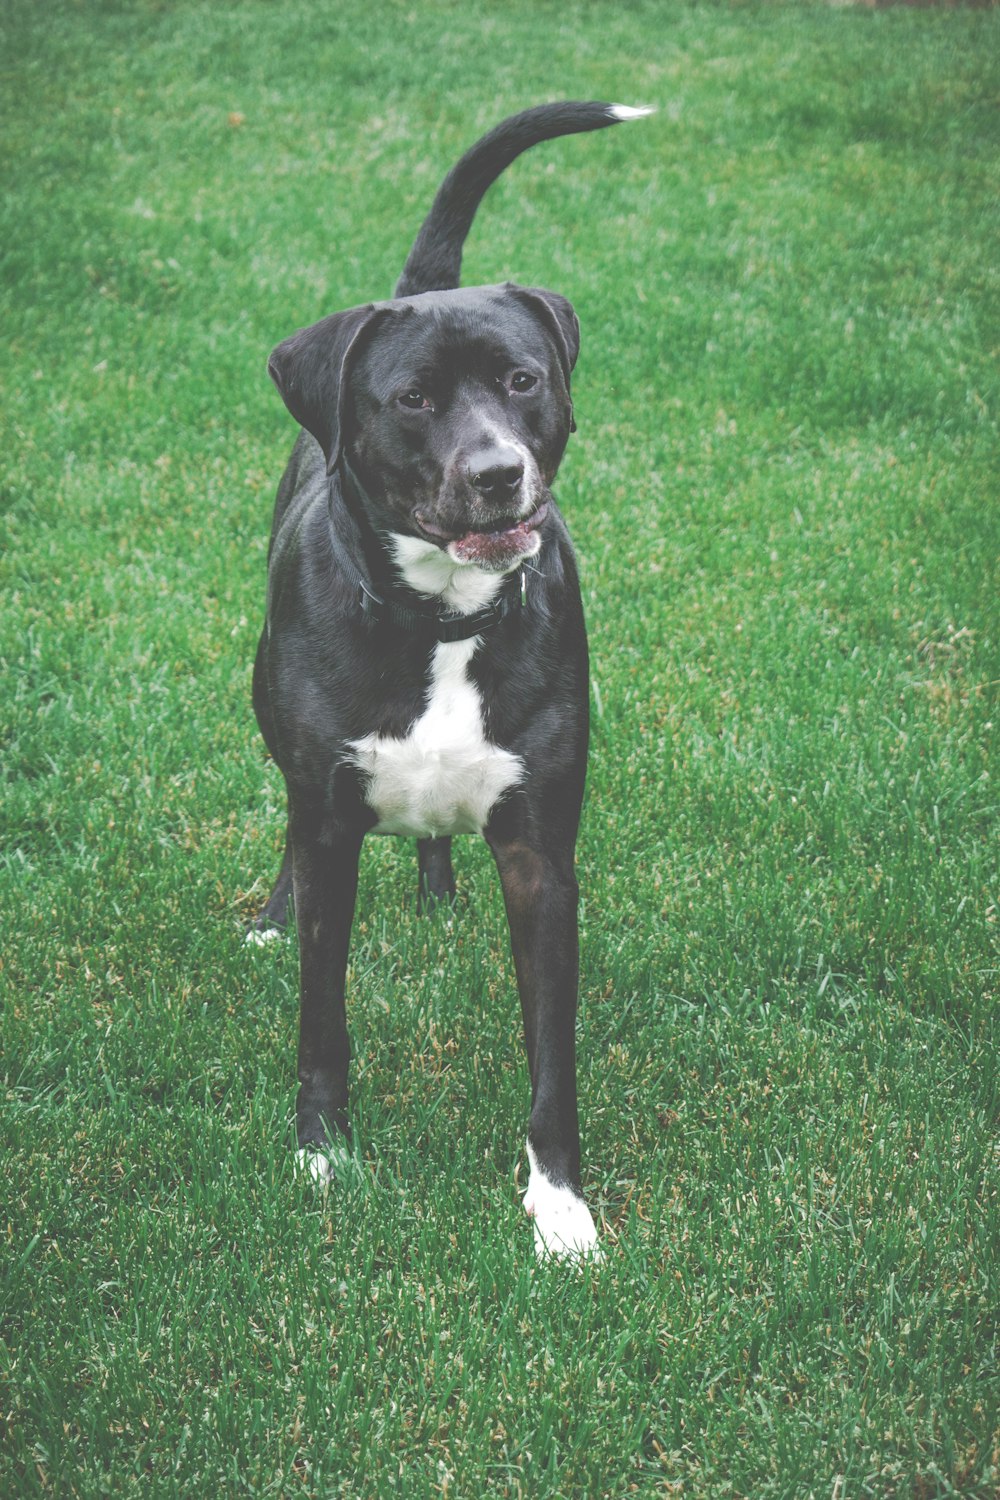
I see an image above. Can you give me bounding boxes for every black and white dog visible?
[250,101,650,1260]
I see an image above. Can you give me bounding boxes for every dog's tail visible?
[394,101,653,299]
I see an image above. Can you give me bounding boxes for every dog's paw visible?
[294,1140,354,1184]
[245,924,285,947]
[525,1189,603,1263]
[523,1148,603,1263]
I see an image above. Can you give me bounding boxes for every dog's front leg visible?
[489,835,601,1261]
[290,809,364,1178]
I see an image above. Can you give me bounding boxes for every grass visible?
[1,0,998,1494]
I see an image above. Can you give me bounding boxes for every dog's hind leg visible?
[247,824,293,943]
[417,836,456,914]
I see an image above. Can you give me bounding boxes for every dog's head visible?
[268,284,579,574]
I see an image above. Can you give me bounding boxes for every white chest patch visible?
[348,638,523,838]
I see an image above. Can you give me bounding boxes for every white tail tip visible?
[608,104,656,122]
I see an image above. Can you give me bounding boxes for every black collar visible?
[353,566,526,642]
[333,459,528,643]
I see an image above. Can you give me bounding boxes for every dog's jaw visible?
[445,508,545,572]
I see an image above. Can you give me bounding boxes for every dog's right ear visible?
[267,304,391,474]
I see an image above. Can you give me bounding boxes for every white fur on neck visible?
[389,533,507,614]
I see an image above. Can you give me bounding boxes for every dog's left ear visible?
[507,285,580,431]
[268,304,392,474]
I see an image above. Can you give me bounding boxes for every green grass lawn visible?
[2,1,998,1494]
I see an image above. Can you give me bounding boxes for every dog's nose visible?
[467,448,524,500]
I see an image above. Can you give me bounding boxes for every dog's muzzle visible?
[415,439,547,570]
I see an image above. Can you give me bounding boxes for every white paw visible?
[245,925,285,947]
[295,1140,353,1184]
[523,1142,603,1263]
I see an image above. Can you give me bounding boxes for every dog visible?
[250,101,651,1260]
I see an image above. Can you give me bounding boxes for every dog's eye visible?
[399,389,430,410]
[509,371,538,394]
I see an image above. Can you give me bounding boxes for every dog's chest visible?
[348,638,522,838]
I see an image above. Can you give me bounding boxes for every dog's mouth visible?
[415,500,549,568]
